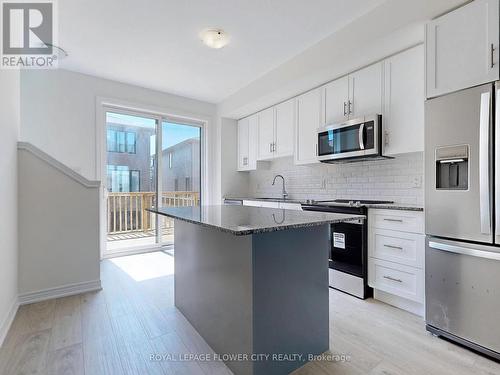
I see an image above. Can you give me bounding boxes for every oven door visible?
[317,116,380,161]
[330,221,364,277]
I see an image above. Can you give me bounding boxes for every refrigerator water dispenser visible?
[435,145,469,190]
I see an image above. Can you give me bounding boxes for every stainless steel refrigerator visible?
[425,82,500,360]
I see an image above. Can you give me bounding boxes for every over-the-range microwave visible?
[317,114,390,163]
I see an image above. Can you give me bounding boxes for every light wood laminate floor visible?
[1,251,499,375]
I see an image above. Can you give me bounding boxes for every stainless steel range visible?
[302,199,393,299]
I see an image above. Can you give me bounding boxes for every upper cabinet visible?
[257,107,275,160]
[426,0,499,98]
[295,88,322,165]
[256,99,295,161]
[237,114,258,172]
[236,42,426,171]
[274,99,295,158]
[348,62,383,118]
[324,76,349,125]
[324,63,383,125]
[383,45,424,155]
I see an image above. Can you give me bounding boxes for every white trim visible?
[101,244,173,259]
[96,96,209,257]
[95,96,211,205]
[17,142,100,189]
[0,297,19,348]
[18,280,102,305]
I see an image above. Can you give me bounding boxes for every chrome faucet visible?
[272,174,288,200]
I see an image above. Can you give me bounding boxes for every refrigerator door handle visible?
[429,240,500,261]
[495,85,500,238]
[479,91,491,234]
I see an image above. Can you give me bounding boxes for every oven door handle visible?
[359,123,365,150]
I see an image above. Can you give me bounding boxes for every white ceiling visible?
[59,0,385,103]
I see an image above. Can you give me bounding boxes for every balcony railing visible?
[107,191,200,236]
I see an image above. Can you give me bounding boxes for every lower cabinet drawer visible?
[370,210,424,233]
[368,258,424,303]
[370,229,424,268]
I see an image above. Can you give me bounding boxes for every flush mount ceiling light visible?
[200,29,229,49]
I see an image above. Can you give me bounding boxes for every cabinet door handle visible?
[384,244,403,250]
[343,102,347,116]
[383,218,403,223]
[270,143,272,153]
[383,275,402,283]
[491,43,496,69]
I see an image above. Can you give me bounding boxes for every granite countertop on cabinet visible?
[224,197,424,212]
[147,205,365,236]
[364,204,424,211]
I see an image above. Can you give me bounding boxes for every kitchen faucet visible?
[272,174,288,199]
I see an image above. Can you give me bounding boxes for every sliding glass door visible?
[158,120,202,246]
[105,111,158,254]
[103,109,203,256]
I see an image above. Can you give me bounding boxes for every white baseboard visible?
[0,297,19,348]
[18,280,102,305]
[374,289,425,317]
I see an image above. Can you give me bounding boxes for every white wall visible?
[20,69,218,202]
[17,145,101,299]
[0,70,20,346]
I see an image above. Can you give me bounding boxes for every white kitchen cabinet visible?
[368,209,425,316]
[295,88,322,165]
[237,114,258,171]
[383,45,424,155]
[256,99,295,161]
[257,107,275,160]
[324,63,383,125]
[426,0,499,98]
[348,62,383,118]
[274,99,295,158]
[237,117,249,171]
[324,76,349,125]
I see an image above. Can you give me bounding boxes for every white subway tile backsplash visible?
[248,152,424,205]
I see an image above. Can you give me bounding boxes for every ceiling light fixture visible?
[200,29,229,49]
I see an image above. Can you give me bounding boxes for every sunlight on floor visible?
[110,251,174,281]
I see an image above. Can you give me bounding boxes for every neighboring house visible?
[106,121,155,192]
[161,137,200,193]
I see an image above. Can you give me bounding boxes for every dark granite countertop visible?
[147,205,365,236]
[365,204,423,211]
[224,197,423,212]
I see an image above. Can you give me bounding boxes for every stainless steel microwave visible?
[317,115,383,163]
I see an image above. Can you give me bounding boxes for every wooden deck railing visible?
[107,191,200,235]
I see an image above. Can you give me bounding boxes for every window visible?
[174,178,179,191]
[185,177,191,191]
[107,129,136,153]
[107,165,140,192]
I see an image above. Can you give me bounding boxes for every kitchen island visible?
[148,205,365,375]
